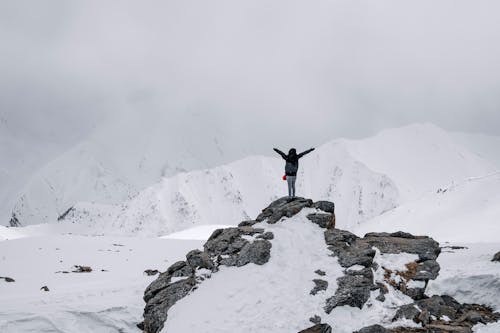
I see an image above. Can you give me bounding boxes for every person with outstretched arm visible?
[273,147,315,198]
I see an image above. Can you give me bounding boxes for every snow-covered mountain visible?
[3,110,252,227]
[5,123,499,239]
[57,124,497,237]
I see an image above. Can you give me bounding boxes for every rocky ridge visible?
[138,197,498,333]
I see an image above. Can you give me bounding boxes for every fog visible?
[1,0,500,151]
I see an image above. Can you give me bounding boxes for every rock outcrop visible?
[139,197,336,333]
[139,197,498,333]
[492,251,500,262]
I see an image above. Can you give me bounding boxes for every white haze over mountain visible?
[4,124,499,245]
[2,0,500,225]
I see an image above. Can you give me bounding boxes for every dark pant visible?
[287,176,296,197]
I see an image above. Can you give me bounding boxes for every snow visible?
[162,211,421,333]
[1,123,500,332]
[160,225,233,240]
[0,226,203,333]
[344,123,497,201]
[162,210,344,333]
[63,144,399,236]
[354,172,500,243]
[427,243,500,310]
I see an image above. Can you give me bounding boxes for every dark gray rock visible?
[492,251,500,262]
[307,213,335,229]
[310,279,328,295]
[360,233,441,261]
[413,260,440,281]
[315,269,326,276]
[142,277,196,333]
[394,295,462,324]
[204,228,250,256]
[325,268,375,312]
[312,201,335,214]
[355,325,389,333]
[143,261,194,303]
[309,315,322,325]
[1,277,15,282]
[256,232,274,240]
[298,323,332,333]
[144,269,159,276]
[238,220,258,227]
[235,240,272,266]
[328,242,376,268]
[186,250,214,270]
[9,213,21,227]
[256,197,313,224]
[324,229,359,246]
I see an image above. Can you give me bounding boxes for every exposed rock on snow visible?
[492,251,500,262]
[140,225,274,332]
[140,197,336,333]
[144,269,159,276]
[298,323,333,333]
[139,197,499,333]
[255,197,314,224]
[0,276,15,282]
[324,230,442,313]
[392,295,500,331]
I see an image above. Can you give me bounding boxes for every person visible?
[273,147,315,198]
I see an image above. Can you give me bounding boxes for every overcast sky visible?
[1,0,500,150]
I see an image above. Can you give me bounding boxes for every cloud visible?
[1,0,500,149]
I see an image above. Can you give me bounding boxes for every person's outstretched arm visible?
[273,148,287,160]
[298,148,315,158]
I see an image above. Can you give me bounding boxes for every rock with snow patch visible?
[256,231,274,240]
[325,267,376,312]
[141,220,274,332]
[256,197,313,224]
[360,232,441,261]
[186,250,214,270]
[393,295,500,327]
[142,277,197,333]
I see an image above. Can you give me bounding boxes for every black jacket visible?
[273,148,315,176]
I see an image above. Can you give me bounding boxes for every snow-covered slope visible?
[5,111,250,227]
[60,124,497,237]
[344,123,498,201]
[65,144,399,236]
[6,123,498,238]
[353,172,500,243]
[451,131,500,169]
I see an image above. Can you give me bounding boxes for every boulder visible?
[360,232,441,261]
[325,268,375,312]
[492,251,500,262]
[307,213,335,229]
[312,201,335,214]
[256,197,313,224]
[142,277,196,333]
